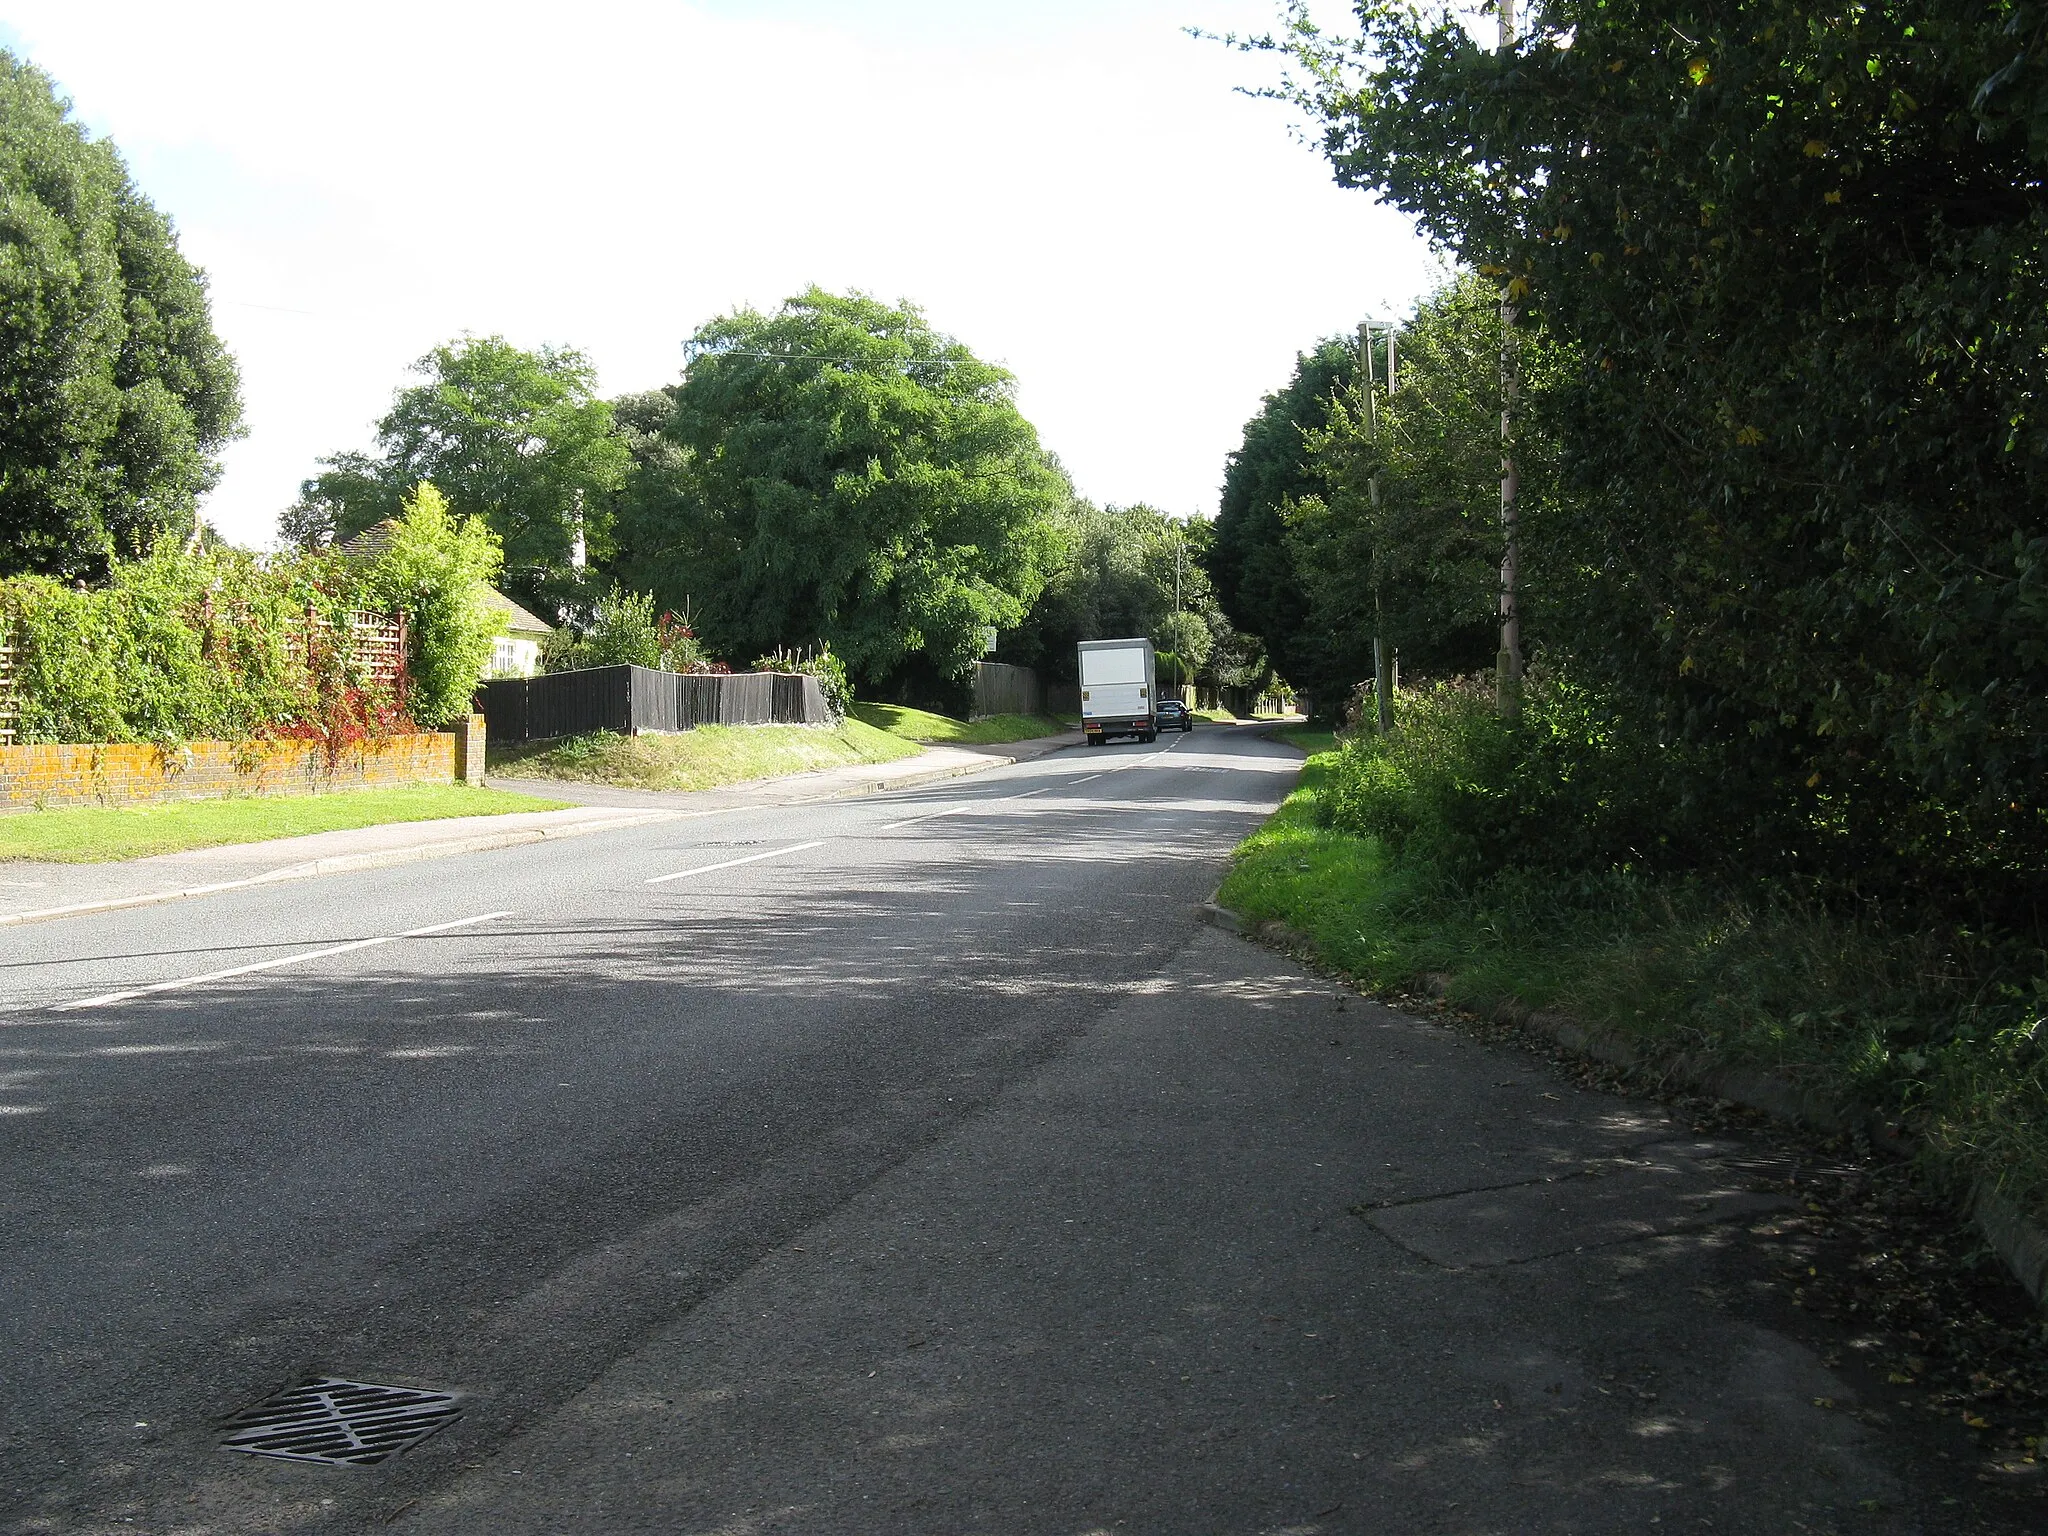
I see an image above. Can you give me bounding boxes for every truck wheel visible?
[1142,730,1157,743]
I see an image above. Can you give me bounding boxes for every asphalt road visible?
[0,725,2016,1534]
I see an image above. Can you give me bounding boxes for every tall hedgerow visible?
[358,482,504,727]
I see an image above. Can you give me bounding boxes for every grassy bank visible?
[0,783,567,864]
[849,703,1069,746]
[1219,748,2048,1227]
[489,719,920,792]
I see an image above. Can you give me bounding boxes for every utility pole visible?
[1173,532,1185,699]
[1360,322,1395,733]
[1496,0,1523,719]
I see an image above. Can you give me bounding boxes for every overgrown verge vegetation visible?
[488,718,919,793]
[0,783,564,864]
[848,703,1066,746]
[1222,691,2048,1231]
[1,484,501,745]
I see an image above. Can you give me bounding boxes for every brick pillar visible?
[452,714,486,783]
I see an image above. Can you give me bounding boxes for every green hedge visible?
[0,484,502,745]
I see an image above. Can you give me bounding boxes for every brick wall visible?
[0,734,456,810]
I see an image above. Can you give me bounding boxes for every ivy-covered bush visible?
[0,479,504,744]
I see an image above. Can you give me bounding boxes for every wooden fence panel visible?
[972,661,1044,719]
[476,666,829,742]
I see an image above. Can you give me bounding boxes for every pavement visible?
[0,730,1080,927]
[0,722,2025,1534]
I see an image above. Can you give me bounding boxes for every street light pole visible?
[1496,0,1523,719]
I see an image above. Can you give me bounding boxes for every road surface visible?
[0,726,2009,1533]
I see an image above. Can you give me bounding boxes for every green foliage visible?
[1321,676,1711,884]
[1293,278,1526,686]
[546,584,661,671]
[294,336,630,621]
[0,51,243,582]
[1205,337,1357,705]
[359,483,505,729]
[1245,0,2048,909]
[999,501,1240,690]
[610,287,1068,689]
[546,588,720,676]
[1,543,368,746]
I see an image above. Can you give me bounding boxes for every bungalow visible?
[338,520,555,680]
[481,588,553,679]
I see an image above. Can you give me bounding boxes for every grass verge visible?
[1218,749,2048,1228]
[489,719,921,792]
[0,783,568,864]
[849,703,1069,746]
[1267,725,1338,755]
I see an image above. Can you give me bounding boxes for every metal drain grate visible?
[222,1377,462,1466]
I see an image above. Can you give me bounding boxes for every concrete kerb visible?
[0,737,1080,931]
[0,811,681,929]
[1195,888,2048,1312]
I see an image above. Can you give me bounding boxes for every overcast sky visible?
[0,0,1442,547]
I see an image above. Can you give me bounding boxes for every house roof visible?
[481,587,554,637]
[339,519,553,636]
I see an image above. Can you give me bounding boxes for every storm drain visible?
[222,1377,462,1466]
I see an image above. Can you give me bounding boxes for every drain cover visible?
[222,1377,462,1466]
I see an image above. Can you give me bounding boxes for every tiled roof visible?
[338,520,552,635]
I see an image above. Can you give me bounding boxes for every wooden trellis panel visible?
[349,612,405,689]
[0,615,16,746]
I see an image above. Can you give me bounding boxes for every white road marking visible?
[52,910,514,1012]
[645,841,825,884]
[877,805,969,832]
[878,781,1060,833]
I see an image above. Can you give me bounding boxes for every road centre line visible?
[645,840,825,885]
[51,910,515,1013]
[877,780,1061,833]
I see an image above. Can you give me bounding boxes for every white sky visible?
[0,0,1441,547]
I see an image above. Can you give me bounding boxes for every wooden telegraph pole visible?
[1496,0,1523,718]
[1360,322,1395,733]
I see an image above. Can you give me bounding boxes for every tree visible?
[358,483,505,727]
[1205,337,1360,708]
[1242,0,2048,897]
[612,288,1068,690]
[295,337,630,623]
[0,51,242,581]
[1291,276,1537,694]
[998,501,1228,692]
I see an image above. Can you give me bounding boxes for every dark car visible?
[1155,699,1194,733]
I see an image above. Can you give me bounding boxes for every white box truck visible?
[1078,637,1156,746]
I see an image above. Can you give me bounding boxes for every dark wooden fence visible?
[475,666,830,743]
[971,661,1044,719]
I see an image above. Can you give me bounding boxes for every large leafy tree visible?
[1246,0,2048,895]
[1205,336,1359,706]
[612,288,1069,688]
[1000,501,1222,683]
[0,52,242,581]
[291,337,629,622]
[1292,275,1546,688]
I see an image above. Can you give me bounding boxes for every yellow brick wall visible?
[0,734,455,810]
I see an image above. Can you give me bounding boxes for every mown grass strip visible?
[848,703,1069,746]
[0,783,568,864]
[488,719,920,792]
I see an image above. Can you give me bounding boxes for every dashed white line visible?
[645,841,825,884]
[53,910,515,1012]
